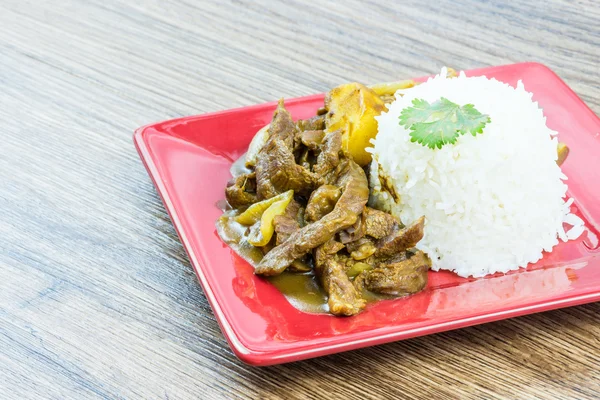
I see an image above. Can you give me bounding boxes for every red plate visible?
[135,63,600,366]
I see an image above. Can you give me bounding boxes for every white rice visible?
[369,68,584,278]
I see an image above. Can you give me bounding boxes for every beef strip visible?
[225,172,257,208]
[313,239,346,266]
[255,137,323,199]
[314,240,366,316]
[345,216,423,264]
[255,101,323,199]
[338,211,366,244]
[300,130,326,150]
[297,114,326,131]
[339,207,396,249]
[255,158,369,276]
[268,99,296,149]
[273,199,302,245]
[319,258,367,316]
[361,251,430,295]
[364,207,398,239]
[373,216,425,259]
[295,115,326,152]
[345,215,423,266]
[305,184,341,222]
[313,130,343,178]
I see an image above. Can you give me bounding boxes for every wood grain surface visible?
[1,0,599,399]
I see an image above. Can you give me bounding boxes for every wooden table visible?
[1,1,599,398]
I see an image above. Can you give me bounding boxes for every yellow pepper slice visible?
[246,190,294,247]
[236,190,293,225]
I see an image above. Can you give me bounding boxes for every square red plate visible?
[135,62,600,366]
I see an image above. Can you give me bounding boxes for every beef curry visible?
[217,88,431,316]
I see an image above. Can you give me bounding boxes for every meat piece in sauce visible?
[340,207,397,258]
[273,199,302,245]
[373,216,425,259]
[300,130,326,150]
[357,251,430,296]
[339,206,396,247]
[297,114,326,131]
[364,207,397,239]
[313,130,343,178]
[343,214,423,263]
[305,184,341,222]
[256,138,323,199]
[255,158,369,276]
[319,258,367,316]
[313,240,365,316]
[225,172,257,208]
[255,100,322,199]
[268,99,297,148]
[295,115,326,151]
[338,211,366,244]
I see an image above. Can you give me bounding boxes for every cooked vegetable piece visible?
[236,190,294,225]
[369,67,455,98]
[380,95,396,104]
[245,124,270,168]
[345,236,374,254]
[446,67,458,78]
[339,212,366,244]
[369,79,416,96]
[288,258,312,272]
[346,262,372,278]
[350,242,377,260]
[225,173,257,208]
[325,83,386,166]
[247,190,294,247]
[557,142,569,166]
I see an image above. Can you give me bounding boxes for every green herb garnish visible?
[399,97,490,149]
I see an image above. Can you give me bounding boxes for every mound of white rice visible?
[369,68,584,278]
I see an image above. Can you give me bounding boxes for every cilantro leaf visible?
[399,97,490,149]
